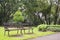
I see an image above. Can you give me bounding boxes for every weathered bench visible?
[3,22,34,36]
[19,23,34,34]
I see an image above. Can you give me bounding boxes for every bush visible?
[13,10,24,22]
[37,24,47,31]
[37,25,60,32]
[47,25,60,32]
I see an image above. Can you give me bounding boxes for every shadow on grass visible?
[8,33,34,37]
[8,34,23,37]
[24,33,34,35]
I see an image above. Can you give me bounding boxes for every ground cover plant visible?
[47,25,60,32]
[37,24,60,32]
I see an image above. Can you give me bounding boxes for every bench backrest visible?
[3,22,33,29]
[3,22,18,29]
[18,22,34,27]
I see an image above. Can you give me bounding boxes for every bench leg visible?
[8,31,10,36]
[20,29,23,34]
[4,30,6,36]
[24,29,25,34]
[17,30,19,34]
[28,29,30,33]
[32,28,33,33]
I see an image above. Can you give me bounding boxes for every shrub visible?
[13,10,24,22]
[47,25,60,32]
[47,27,56,32]
[37,24,47,31]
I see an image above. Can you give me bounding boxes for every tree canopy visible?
[0,0,60,25]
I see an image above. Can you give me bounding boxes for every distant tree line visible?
[0,0,60,25]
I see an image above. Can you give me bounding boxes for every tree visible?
[0,0,22,25]
[0,0,60,25]
[20,0,50,25]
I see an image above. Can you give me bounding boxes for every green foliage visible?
[51,5,57,14]
[0,0,22,25]
[37,24,60,32]
[48,27,60,32]
[37,24,47,31]
[21,0,50,25]
[47,25,60,32]
[0,0,60,25]
[13,10,24,22]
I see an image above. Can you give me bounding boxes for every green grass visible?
[0,26,55,40]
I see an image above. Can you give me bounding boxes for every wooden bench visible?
[3,22,34,36]
[19,23,34,34]
[3,22,22,36]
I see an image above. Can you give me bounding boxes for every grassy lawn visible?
[0,26,55,40]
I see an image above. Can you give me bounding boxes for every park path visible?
[29,33,60,40]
